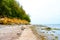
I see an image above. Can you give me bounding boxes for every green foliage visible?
[45,27,52,31]
[0,0,31,22]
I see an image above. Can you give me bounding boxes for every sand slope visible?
[16,28,38,40]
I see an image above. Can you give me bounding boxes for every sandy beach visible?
[0,25,57,40]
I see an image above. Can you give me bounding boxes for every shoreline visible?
[30,26,47,40]
[0,25,59,40]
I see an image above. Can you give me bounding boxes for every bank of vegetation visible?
[0,0,31,24]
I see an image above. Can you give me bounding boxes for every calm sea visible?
[39,24,60,40]
[44,24,60,28]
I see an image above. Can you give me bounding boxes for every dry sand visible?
[0,26,22,40]
[0,25,47,40]
[16,28,38,40]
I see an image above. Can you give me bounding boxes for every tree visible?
[0,0,31,22]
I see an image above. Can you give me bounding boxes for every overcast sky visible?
[16,0,60,24]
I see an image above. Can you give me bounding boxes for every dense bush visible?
[0,17,29,25]
[0,0,31,22]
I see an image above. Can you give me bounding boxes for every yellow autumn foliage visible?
[0,17,29,25]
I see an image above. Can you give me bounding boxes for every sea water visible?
[46,24,60,40]
[35,24,60,40]
[45,24,60,28]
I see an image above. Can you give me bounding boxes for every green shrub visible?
[0,0,31,22]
